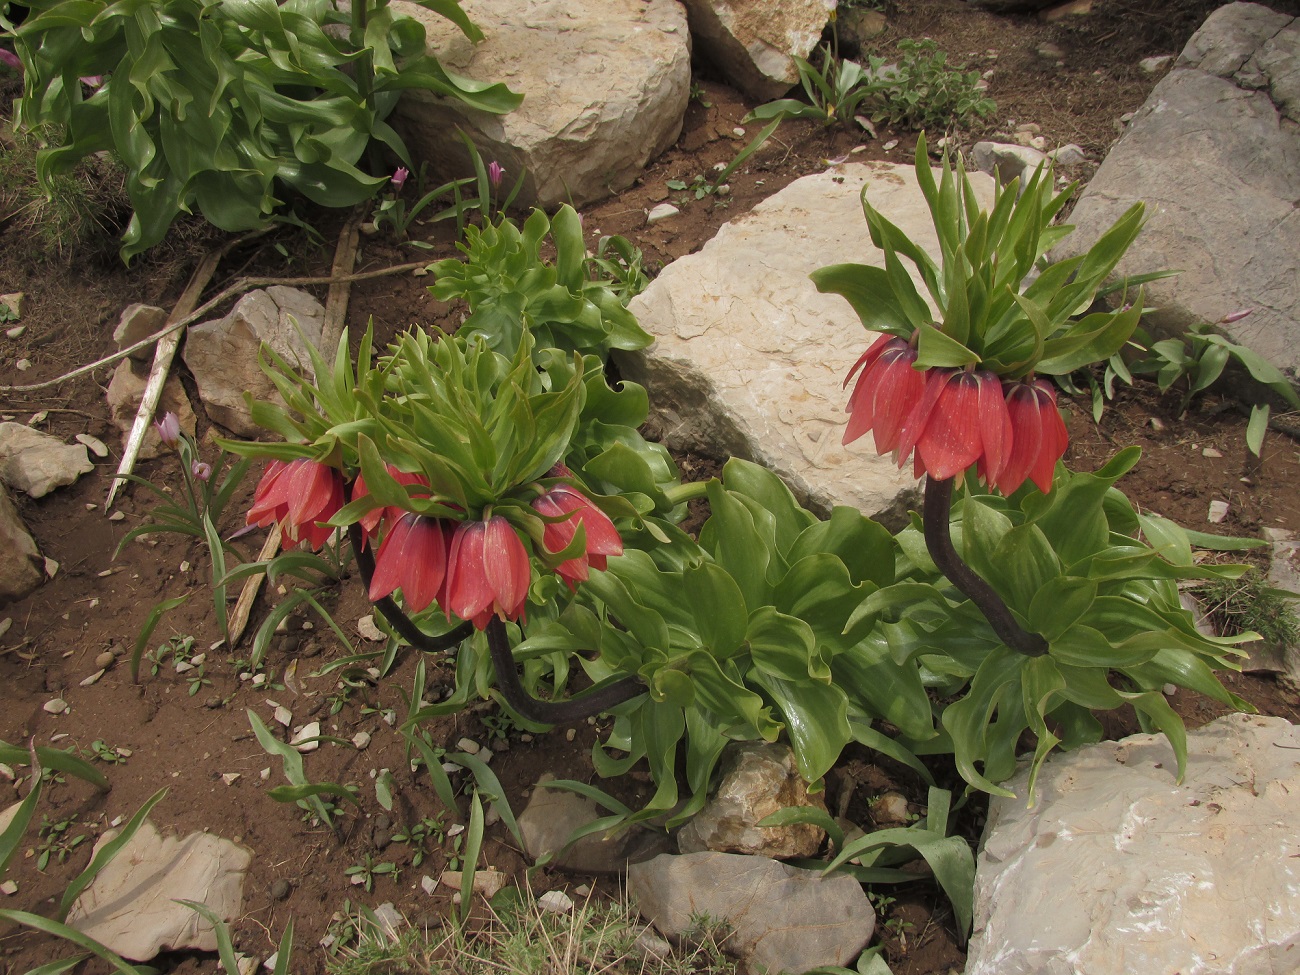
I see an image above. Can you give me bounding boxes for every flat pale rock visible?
[0,422,93,498]
[616,161,994,521]
[390,0,690,209]
[966,713,1300,975]
[628,850,874,974]
[105,361,195,461]
[67,819,251,962]
[1052,3,1300,387]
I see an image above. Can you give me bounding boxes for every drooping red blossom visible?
[994,379,1069,495]
[444,516,531,630]
[247,458,345,549]
[368,514,452,613]
[351,466,431,537]
[531,485,623,588]
[843,335,925,451]
[913,369,1012,481]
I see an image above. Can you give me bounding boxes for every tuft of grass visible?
[1191,568,1299,648]
[325,885,742,975]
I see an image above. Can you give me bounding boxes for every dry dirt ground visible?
[4,2,1300,974]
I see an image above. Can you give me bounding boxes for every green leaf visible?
[757,805,844,852]
[60,788,168,921]
[750,670,851,783]
[0,749,41,875]
[914,324,979,369]
[0,911,152,975]
[1028,578,1096,641]
[130,595,189,683]
[683,561,748,658]
[1246,403,1269,456]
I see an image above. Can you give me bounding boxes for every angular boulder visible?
[1052,3,1300,386]
[390,0,691,209]
[966,713,1300,975]
[679,0,836,101]
[0,482,42,605]
[183,286,325,437]
[615,161,994,522]
[629,851,874,974]
[677,742,827,858]
[105,362,196,461]
[0,423,94,498]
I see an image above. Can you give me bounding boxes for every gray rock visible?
[1052,3,1300,388]
[677,742,827,859]
[1236,526,1300,682]
[0,482,42,606]
[615,162,994,522]
[390,0,690,209]
[0,422,94,498]
[966,713,1300,975]
[113,303,168,363]
[67,820,251,962]
[517,773,672,873]
[970,141,1051,185]
[105,361,196,460]
[628,851,874,974]
[679,0,836,101]
[1047,143,1088,167]
[183,287,325,437]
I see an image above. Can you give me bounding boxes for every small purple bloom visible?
[487,161,504,189]
[153,412,180,448]
[1220,308,1254,324]
[391,166,409,191]
[191,460,212,482]
[0,50,21,73]
[79,75,103,89]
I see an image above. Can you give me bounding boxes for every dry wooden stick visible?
[227,521,281,647]
[0,261,430,396]
[105,245,229,510]
[321,206,366,356]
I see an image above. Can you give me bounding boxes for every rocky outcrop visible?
[677,742,827,859]
[0,423,94,498]
[0,482,42,606]
[629,851,874,974]
[677,0,835,101]
[615,161,995,523]
[1052,3,1300,386]
[390,0,691,209]
[966,713,1300,975]
[182,287,325,438]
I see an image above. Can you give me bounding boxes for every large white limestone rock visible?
[679,0,837,100]
[390,0,691,209]
[966,713,1300,975]
[1052,3,1300,386]
[615,161,994,521]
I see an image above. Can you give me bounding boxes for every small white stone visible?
[0,618,9,639]
[1162,684,1178,697]
[190,653,206,667]
[43,698,68,714]
[456,737,481,755]
[95,651,115,670]
[573,884,591,897]
[274,705,292,727]
[421,874,437,895]
[0,763,13,781]
[352,731,371,750]
[44,558,59,578]
[366,667,381,680]
[174,661,194,674]
[646,203,680,225]
[4,326,24,340]
[357,615,384,642]
[116,747,132,758]
[1202,447,1223,459]
[179,560,191,573]
[15,358,31,371]
[538,890,574,914]
[883,139,899,151]
[260,767,272,781]
[86,503,98,511]
[292,722,321,752]
[411,266,429,277]
[262,952,279,971]
[1208,500,1229,524]
[76,434,109,458]
[109,511,126,522]
[732,126,746,138]
[252,673,267,687]
[565,728,577,742]
[222,772,241,786]
[0,879,18,896]
[80,670,105,687]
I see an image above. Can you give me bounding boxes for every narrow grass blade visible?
[202,511,229,644]
[130,596,189,682]
[0,911,154,975]
[448,751,522,847]
[247,711,335,829]
[0,748,41,873]
[458,790,485,926]
[271,918,295,975]
[176,900,239,975]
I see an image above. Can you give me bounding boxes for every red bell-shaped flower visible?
[531,485,623,588]
[912,369,1012,482]
[994,379,1069,495]
[368,514,452,613]
[444,516,531,630]
[247,458,344,550]
[351,466,431,538]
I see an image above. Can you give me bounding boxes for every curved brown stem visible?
[923,477,1048,658]
[347,522,473,653]
[485,617,646,725]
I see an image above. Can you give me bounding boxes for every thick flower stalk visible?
[246,458,345,549]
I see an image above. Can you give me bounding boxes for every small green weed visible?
[344,854,399,893]
[1191,568,1299,648]
[35,814,87,871]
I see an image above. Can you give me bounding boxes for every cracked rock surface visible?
[1052,2,1300,386]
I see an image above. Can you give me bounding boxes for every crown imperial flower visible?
[247,458,345,549]
[368,513,452,613]
[351,465,431,538]
[444,516,531,630]
[531,485,623,588]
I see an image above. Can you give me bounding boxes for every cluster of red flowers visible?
[843,333,1068,495]
[246,461,622,630]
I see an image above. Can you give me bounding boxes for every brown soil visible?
[4,3,1300,974]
